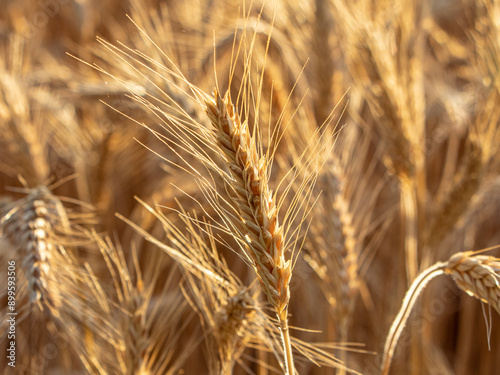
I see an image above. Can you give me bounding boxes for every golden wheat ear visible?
[205,89,292,320]
[82,7,359,372]
[0,186,111,373]
[203,88,300,373]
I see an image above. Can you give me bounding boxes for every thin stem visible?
[337,322,348,375]
[279,309,295,375]
[381,262,445,375]
[219,359,234,375]
[401,180,418,284]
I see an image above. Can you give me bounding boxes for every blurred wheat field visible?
[1,0,500,374]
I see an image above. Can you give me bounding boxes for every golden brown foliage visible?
[1,0,500,374]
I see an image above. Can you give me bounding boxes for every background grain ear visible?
[1,0,500,374]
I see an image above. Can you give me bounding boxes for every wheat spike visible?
[212,288,256,375]
[205,90,295,373]
[205,90,292,322]
[214,289,255,349]
[1,186,69,310]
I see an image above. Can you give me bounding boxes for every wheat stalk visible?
[0,187,119,373]
[312,0,334,125]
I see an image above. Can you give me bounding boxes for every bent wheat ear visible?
[382,250,500,375]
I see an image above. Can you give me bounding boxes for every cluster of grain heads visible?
[88,232,195,375]
[382,249,500,375]
[87,15,338,372]
[120,198,288,374]
[117,200,262,374]
[84,6,372,371]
